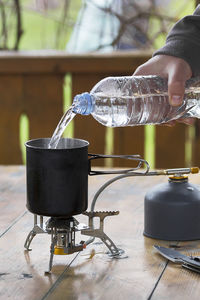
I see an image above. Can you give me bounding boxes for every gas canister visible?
[144,175,200,241]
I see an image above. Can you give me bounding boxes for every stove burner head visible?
[46,217,86,257]
[46,217,78,232]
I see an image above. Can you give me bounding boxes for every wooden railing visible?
[0,50,199,168]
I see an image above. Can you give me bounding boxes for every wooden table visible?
[1,165,200,300]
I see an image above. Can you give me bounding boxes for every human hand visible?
[134,54,194,126]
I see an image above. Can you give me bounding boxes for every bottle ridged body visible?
[88,76,200,127]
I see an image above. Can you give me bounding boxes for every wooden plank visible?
[155,124,186,169]
[44,241,167,300]
[113,127,145,167]
[150,239,200,300]
[23,74,64,139]
[0,76,23,164]
[0,166,25,236]
[0,50,152,74]
[0,74,64,164]
[0,211,80,300]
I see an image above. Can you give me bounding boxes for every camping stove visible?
[24,165,199,273]
[24,211,120,273]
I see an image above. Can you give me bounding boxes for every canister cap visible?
[168,175,188,182]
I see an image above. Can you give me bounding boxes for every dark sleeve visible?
[153,5,200,76]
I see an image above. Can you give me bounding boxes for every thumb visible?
[167,71,187,107]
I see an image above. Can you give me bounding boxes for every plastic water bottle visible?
[72,75,200,127]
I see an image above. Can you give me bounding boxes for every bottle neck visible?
[72,92,94,115]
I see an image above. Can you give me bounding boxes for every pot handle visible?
[88,154,149,175]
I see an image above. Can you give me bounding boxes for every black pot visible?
[26,138,89,217]
[26,138,143,218]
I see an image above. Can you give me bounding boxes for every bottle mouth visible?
[72,92,93,115]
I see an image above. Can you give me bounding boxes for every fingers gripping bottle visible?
[72,75,200,127]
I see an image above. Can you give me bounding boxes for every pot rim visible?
[25,137,89,150]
